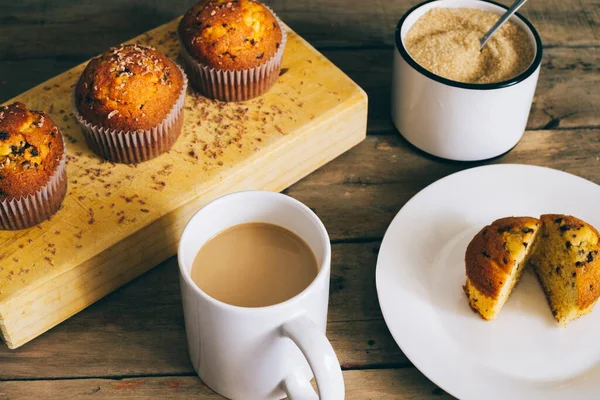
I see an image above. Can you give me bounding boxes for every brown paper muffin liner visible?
[179,6,287,102]
[73,67,188,164]
[0,138,68,231]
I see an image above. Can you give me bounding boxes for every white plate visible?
[376,164,600,400]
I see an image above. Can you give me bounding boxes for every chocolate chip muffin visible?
[74,44,187,163]
[178,0,287,101]
[0,102,67,230]
[464,217,541,320]
[530,214,600,326]
[464,214,600,326]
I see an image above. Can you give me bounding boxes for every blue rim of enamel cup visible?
[395,0,544,90]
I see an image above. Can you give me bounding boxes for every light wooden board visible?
[0,18,368,349]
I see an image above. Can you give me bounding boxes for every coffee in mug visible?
[191,222,318,307]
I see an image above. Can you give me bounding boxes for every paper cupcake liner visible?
[179,6,287,102]
[74,66,188,164]
[0,137,68,231]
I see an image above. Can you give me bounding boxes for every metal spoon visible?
[480,0,530,49]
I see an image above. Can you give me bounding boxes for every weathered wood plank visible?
[0,242,406,380]
[2,47,598,133]
[0,0,597,62]
[287,129,600,240]
[0,369,454,399]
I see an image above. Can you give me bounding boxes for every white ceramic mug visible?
[391,0,543,161]
[178,191,345,400]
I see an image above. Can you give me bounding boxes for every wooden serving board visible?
[0,18,367,349]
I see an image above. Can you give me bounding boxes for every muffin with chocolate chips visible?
[464,214,600,326]
[529,214,600,326]
[464,217,541,320]
[74,44,187,163]
[179,0,286,101]
[0,102,67,230]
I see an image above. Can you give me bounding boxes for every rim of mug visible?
[177,190,332,314]
[395,0,544,90]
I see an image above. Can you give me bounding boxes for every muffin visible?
[464,217,541,320]
[529,214,600,326]
[0,102,67,230]
[74,44,187,163]
[178,0,287,101]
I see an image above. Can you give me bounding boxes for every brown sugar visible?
[404,8,534,84]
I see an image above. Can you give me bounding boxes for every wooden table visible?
[0,1,598,398]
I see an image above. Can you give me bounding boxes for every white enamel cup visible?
[178,191,344,400]
[391,0,543,161]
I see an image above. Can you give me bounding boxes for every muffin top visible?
[179,0,283,70]
[0,102,65,199]
[75,44,184,132]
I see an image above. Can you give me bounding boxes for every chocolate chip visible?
[523,242,529,248]
[572,272,577,278]
[566,241,572,249]
[250,39,256,45]
[588,252,595,263]
[554,218,563,224]
[556,266,562,275]
[0,131,9,140]
[521,227,534,234]
[498,226,512,233]
[503,257,509,264]
[30,148,39,156]
[481,252,491,259]
[576,261,584,267]
[559,225,570,233]
[256,53,264,59]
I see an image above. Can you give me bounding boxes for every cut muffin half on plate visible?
[464,217,541,320]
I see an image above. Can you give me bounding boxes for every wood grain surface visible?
[0,0,599,399]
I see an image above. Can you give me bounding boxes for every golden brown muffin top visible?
[75,44,184,132]
[0,102,65,199]
[179,0,283,70]
[465,217,541,298]
[540,214,600,309]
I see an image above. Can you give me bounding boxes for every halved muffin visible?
[529,214,600,326]
[464,217,541,320]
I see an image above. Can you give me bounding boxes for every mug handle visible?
[281,315,345,400]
